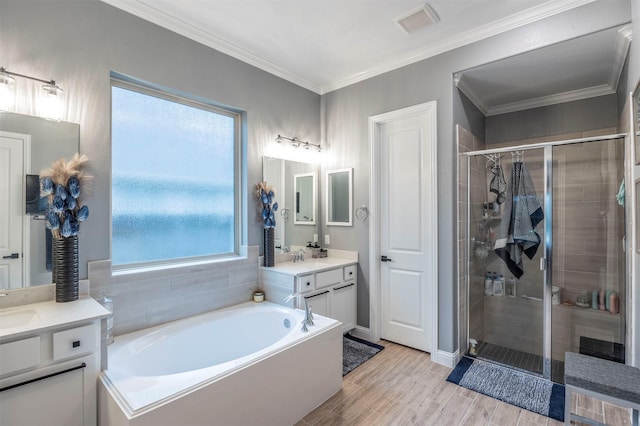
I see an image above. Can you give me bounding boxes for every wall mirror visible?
[262,157,318,253]
[0,112,80,288]
[326,168,353,226]
[294,173,316,225]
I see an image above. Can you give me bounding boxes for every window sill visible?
[111,253,250,282]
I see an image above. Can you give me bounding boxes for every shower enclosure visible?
[463,134,626,383]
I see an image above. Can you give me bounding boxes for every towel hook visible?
[355,205,369,222]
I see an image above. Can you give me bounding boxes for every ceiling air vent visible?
[395,3,440,35]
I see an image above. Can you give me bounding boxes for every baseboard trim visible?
[349,326,371,342]
[435,349,461,368]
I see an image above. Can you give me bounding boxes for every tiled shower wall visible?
[88,246,260,336]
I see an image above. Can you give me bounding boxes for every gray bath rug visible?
[446,357,565,422]
[343,334,384,376]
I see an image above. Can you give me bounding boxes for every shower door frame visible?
[463,132,627,381]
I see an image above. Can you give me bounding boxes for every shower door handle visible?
[539,258,546,271]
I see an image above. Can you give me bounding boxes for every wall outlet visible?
[324,234,330,245]
[313,234,318,243]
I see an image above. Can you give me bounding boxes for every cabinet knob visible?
[72,340,80,348]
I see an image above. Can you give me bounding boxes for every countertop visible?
[261,255,357,277]
[0,296,110,340]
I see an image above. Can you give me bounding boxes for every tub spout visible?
[303,298,314,328]
[284,293,314,332]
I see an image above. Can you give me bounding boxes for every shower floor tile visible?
[474,341,565,383]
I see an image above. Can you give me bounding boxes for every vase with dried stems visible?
[256,181,278,267]
[41,153,91,302]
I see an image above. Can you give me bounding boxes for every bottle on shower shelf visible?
[493,274,505,296]
[506,276,517,297]
[484,272,493,296]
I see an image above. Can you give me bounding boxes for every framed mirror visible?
[326,168,353,226]
[294,173,316,225]
[0,111,80,288]
[262,157,318,253]
[634,79,640,165]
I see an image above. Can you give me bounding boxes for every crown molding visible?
[608,25,633,90]
[100,0,323,93]
[322,0,596,93]
[454,73,489,116]
[486,84,615,116]
[455,22,631,117]
[101,0,595,95]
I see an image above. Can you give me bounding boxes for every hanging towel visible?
[494,161,544,278]
[489,165,507,204]
[616,180,624,206]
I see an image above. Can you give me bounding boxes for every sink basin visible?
[0,309,41,330]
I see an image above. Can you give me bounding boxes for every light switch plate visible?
[324,234,330,245]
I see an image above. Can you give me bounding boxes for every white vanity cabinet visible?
[260,258,357,333]
[0,298,109,426]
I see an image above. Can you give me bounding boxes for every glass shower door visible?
[469,148,547,376]
[550,138,626,383]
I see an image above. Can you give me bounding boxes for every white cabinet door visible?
[332,282,356,332]
[0,359,87,426]
[304,290,330,318]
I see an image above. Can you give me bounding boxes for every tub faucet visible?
[284,293,314,332]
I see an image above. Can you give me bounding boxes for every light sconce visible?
[275,134,321,152]
[0,66,64,121]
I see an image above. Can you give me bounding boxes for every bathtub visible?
[98,301,342,426]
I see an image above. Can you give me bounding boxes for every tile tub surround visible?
[88,245,260,336]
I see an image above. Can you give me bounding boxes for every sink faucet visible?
[284,293,314,332]
[292,248,307,263]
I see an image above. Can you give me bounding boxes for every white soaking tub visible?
[98,301,342,426]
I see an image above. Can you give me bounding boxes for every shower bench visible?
[564,352,640,426]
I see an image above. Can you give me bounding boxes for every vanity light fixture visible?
[275,134,321,152]
[0,68,16,111]
[0,67,64,121]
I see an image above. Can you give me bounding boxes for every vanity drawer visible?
[296,275,315,293]
[344,265,356,281]
[316,268,343,289]
[0,336,41,375]
[53,324,95,361]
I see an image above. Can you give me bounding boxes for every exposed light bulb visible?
[40,82,63,121]
[0,71,16,111]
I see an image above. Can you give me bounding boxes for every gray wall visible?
[485,94,619,145]
[0,0,321,279]
[322,1,631,352]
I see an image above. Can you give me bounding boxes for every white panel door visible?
[380,107,437,352]
[0,132,25,289]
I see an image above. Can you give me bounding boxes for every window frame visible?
[110,76,242,270]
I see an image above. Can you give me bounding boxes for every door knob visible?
[380,255,392,262]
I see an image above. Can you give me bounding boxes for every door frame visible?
[0,130,31,288]
[368,101,438,355]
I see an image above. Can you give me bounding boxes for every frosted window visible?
[111,83,238,267]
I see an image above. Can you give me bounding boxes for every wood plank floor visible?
[295,340,632,426]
